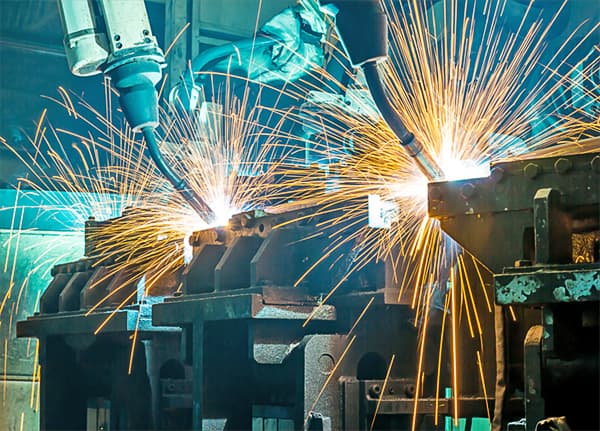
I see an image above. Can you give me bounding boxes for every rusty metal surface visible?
[495,264,600,305]
[429,148,599,430]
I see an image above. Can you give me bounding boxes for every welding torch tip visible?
[361,61,445,181]
[411,145,445,182]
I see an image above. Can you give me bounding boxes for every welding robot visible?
[22,0,597,430]
[56,0,443,195]
[56,0,598,194]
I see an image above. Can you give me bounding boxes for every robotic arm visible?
[57,0,215,220]
[58,0,165,129]
[56,0,443,220]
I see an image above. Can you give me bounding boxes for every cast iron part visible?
[19,201,494,430]
[428,147,600,431]
[427,148,600,272]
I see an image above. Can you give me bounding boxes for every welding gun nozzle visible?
[405,138,445,181]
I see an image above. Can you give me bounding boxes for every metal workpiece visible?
[17,237,182,336]
[429,144,600,430]
[533,188,572,265]
[153,288,424,430]
[15,235,185,430]
[340,376,494,427]
[15,208,193,430]
[17,305,177,339]
[18,200,494,430]
[183,202,387,297]
[32,328,183,431]
[154,288,336,325]
[149,201,494,430]
[36,255,181,316]
[16,267,185,430]
[427,148,600,272]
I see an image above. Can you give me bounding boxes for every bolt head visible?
[554,158,572,174]
[369,384,382,397]
[524,163,541,179]
[460,183,476,199]
[591,155,600,173]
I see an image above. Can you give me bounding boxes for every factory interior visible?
[0,1,598,430]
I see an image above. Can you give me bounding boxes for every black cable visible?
[142,127,215,221]
[362,61,416,152]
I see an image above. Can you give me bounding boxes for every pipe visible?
[190,36,276,77]
[362,61,445,181]
[142,127,215,221]
[172,37,279,110]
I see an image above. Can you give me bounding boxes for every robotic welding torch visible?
[325,0,444,180]
[361,62,445,180]
[57,0,215,221]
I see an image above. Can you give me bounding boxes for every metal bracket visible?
[533,188,571,265]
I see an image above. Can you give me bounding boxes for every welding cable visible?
[362,61,444,181]
[190,36,277,76]
[171,37,279,110]
[142,127,215,220]
[109,64,217,217]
